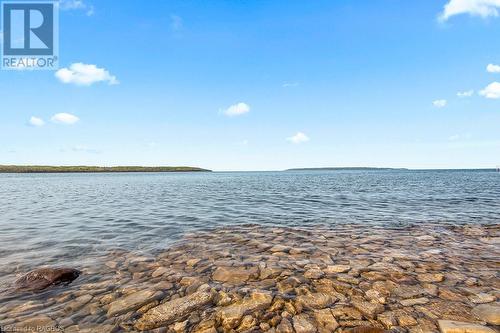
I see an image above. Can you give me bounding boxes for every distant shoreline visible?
[0,165,211,173]
[285,167,408,171]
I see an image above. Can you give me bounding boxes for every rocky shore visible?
[0,223,498,333]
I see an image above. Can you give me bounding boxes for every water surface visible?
[0,169,499,276]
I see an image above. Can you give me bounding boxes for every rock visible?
[324,265,351,274]
[400,297,430,306]
[15,267,80,292]
[365,289,386,304]
[437,320,496,333]
[351,297,384,319]
[108,289,163,317]
[276,318,294,333]
[15,315,58,332]
[312,308,339,332]
[292,314,317,333]
[295,292,334,310]
[345,327,386,333]
[377,311,397,329]
[186,258,202,267]
[417,273,444,283]
[439,288,465,302]
[217,290,273,329]
[472,303,500,325]
[269,245,290,253]
[419,301,475,322]
[337,274,360,285]
[393,284,427,299]
[152,267,168,278]
[237,315,257,331]
[330,306,363,320]
[65,294,93,312]
[173,320,188,333]
[395,310,418,327]
[304,269,324,279]
[469,293,496,304]
[212,266,258,284]
[135,287,215,330]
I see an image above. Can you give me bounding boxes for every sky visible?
[1,0,500,171]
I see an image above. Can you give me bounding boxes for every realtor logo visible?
[1,0,58,70]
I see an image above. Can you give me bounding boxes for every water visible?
[0,170,500,332]
[0,170,499,272]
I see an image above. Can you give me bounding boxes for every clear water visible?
[1,170,499,278]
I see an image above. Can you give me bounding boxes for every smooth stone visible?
[15,267,80,292]
[135,287,216,330]
[438,320,495,333]
[472,303,500,325]
[107,289,162,317]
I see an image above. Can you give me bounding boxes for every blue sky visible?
[1,0,500,171]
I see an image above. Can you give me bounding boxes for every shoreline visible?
[0,165,211,173]
[1,223,498,332]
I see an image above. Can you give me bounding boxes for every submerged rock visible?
[15,267,80,292]
[437,320,496,333]
[472,303,500,325]
[107,289,163,317]
[345,327,386,333]
[135,287,216,330]
[217,290,273,329]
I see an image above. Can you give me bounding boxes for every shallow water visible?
[0,170,499,332]
[0,170,499,275]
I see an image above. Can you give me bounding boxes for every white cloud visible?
[59,0,94,16]
[55,63,118,86]
[223,102,250,117]
[282,82,299,88]
[433,99,447,108]
[457,90,474,97]
[51,113,80,124]
[487,63,500,73]
[448,134,460,141]
[479,81,500,98]
[29,116,45,127]
[439,0,500,21]
[287,132,310,144]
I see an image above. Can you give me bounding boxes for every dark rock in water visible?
[15,267,80,292]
